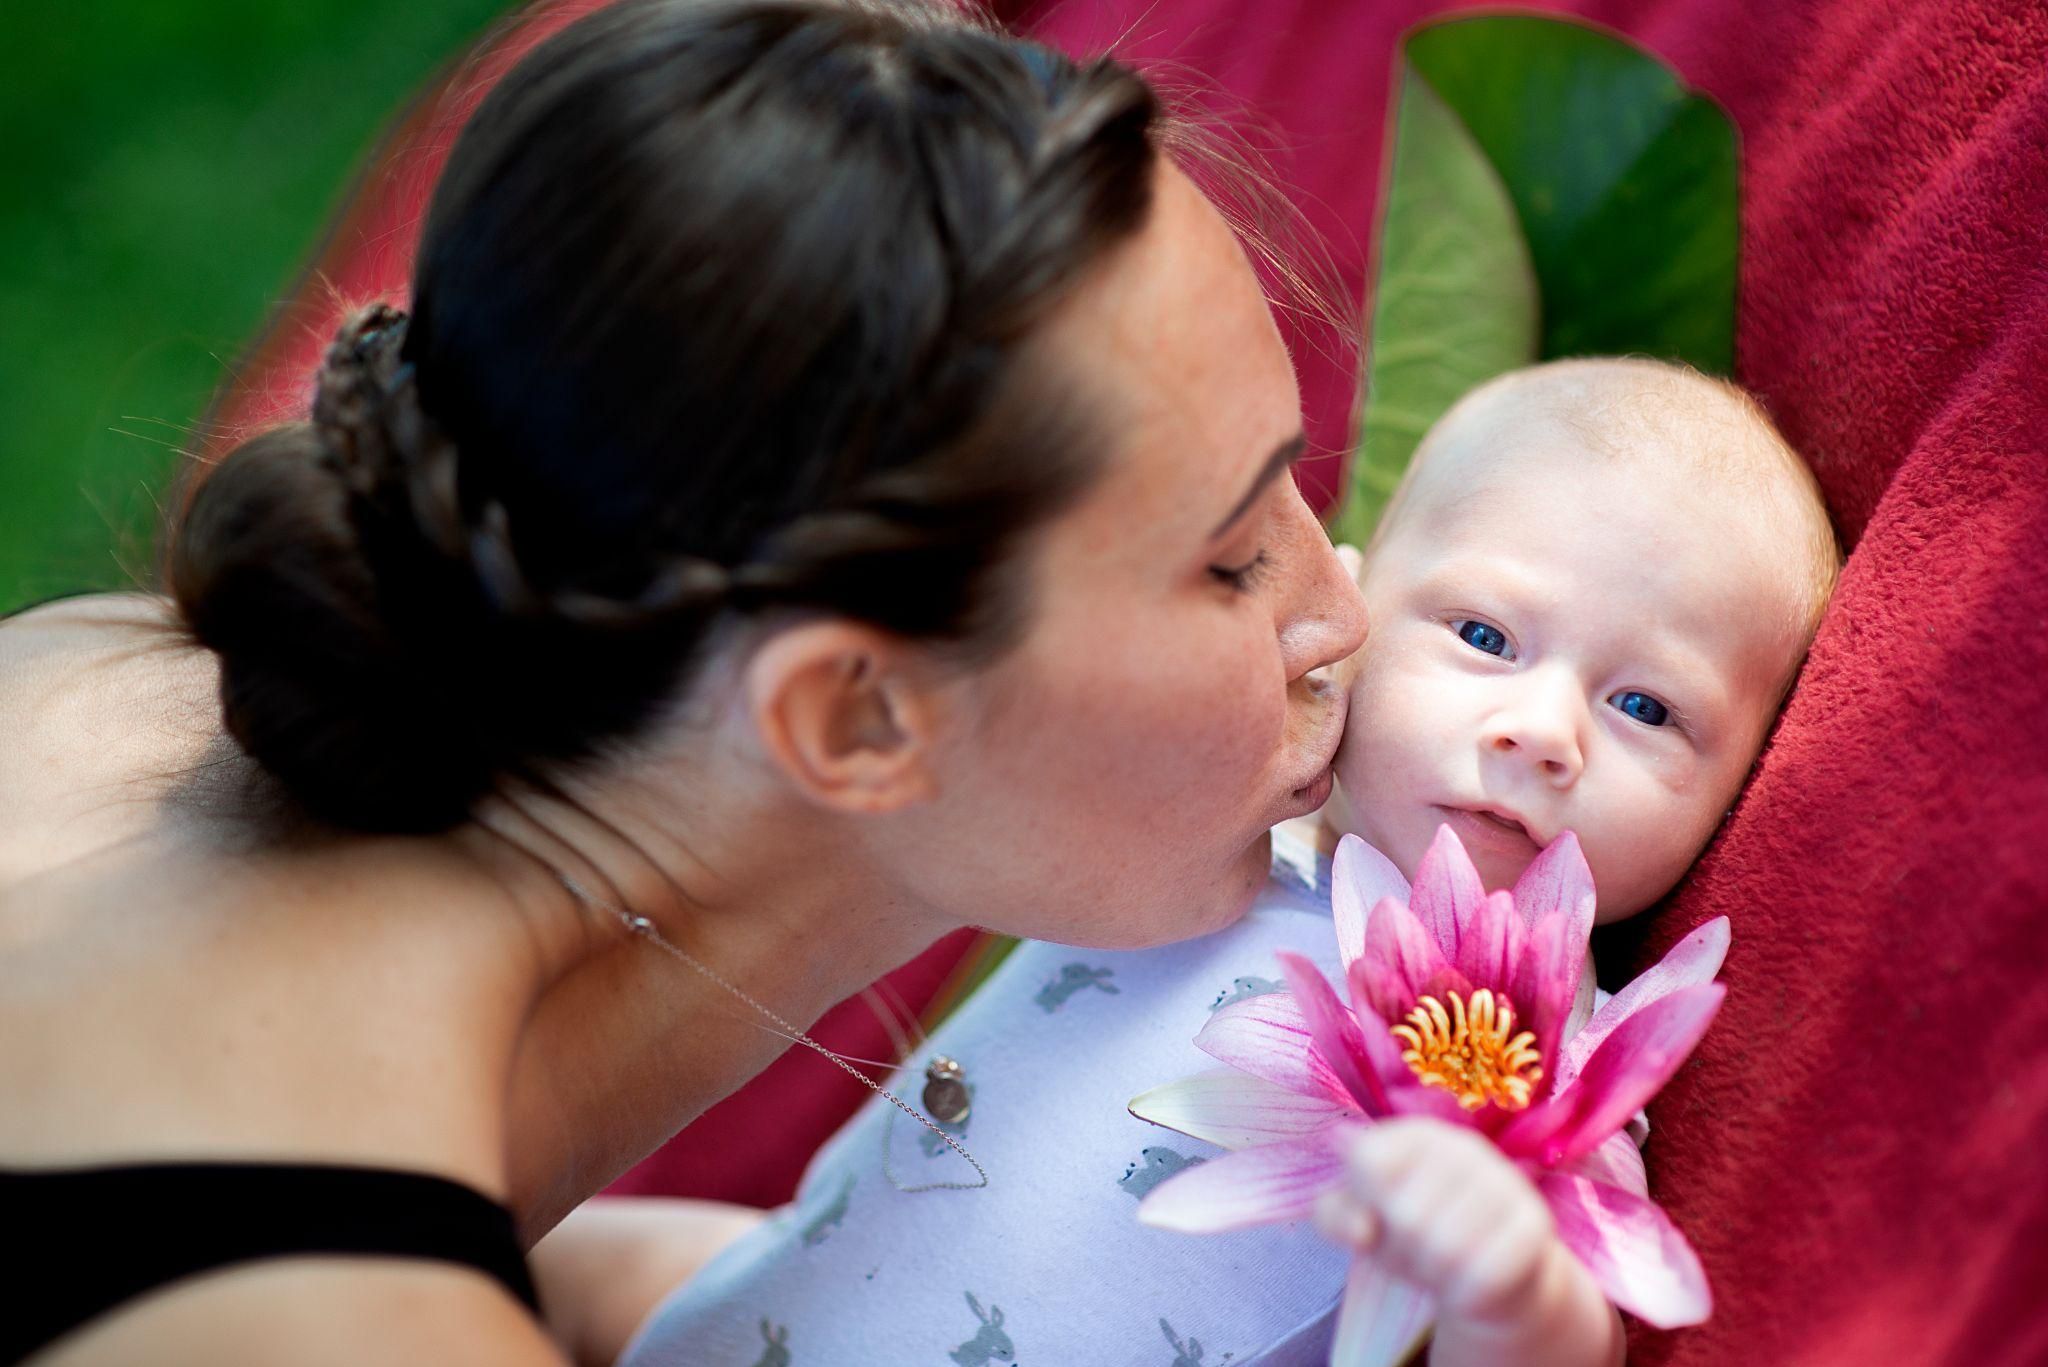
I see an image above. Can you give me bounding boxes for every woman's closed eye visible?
[1452,618,1515,660]
[1210,549,1271,594]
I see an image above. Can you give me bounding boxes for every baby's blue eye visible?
[1610,690,1670,727]
[1456,620,1510,657]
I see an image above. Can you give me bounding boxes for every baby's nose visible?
[1491,730,1582,783]
[1481,695,1585,784]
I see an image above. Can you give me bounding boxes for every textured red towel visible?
[208,2,2048,1359]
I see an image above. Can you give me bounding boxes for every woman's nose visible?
[1275,483,1369,681]
[1480,675,1586,786]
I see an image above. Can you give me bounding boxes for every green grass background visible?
[0,1,511,615]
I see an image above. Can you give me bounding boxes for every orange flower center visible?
[1390,988,1543,1112]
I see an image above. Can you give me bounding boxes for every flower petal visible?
[1527,983,1726,1168]
[1539,1172,1712,1328]
[1491,1088,1574,1163]
[1351,895,1471,1028]
[1562,953,1598,1051]
[1409,824,1490,960]
[1506,831,1600,1078]
[1505,901,1586,1085]
[1510,830,1597,932]
[1279,952,1393,1117]
[1331,1255,1436,1367]
[1563,1127,1649,1199]
[1196,990,1352,1104]
[1128,1068,1357,1150]
[1135,1138,1342,1233]
[1557,917,1730,1092]
[1333,834,1410,980]
[1451,889,1527,992]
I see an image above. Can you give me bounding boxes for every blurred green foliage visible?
[1334,15,1739,546]
[0,0,509,614]
[1332,63,1539,551]
[1405,17,1738,372]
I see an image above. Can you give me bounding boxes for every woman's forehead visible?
[1031,163,1301,545]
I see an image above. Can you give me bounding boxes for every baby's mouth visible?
[1470,809,1529,837]
[1437,803,1541,847]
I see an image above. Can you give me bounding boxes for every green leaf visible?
[1536,96,1738,367]
[1333,15,1739,543]
[1404,15,1737,373]
[1329,66,1538,550]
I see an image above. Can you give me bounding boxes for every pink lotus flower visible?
[1130,826,1727,1364]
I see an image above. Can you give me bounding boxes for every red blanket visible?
[209,1,2048,1359]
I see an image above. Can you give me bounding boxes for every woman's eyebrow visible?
[1209,433,1308,538]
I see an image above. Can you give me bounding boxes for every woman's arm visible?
[529,1196,768,1367]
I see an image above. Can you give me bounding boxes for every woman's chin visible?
[1186,833,1271,938]
[1093,837,1270,950]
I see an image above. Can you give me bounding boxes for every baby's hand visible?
[1316,1117,1555,1319]
[1335,541,1365,587]
[1316,1118,1622,1366]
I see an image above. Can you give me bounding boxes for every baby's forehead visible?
[1396,364,1820,559]
[1433,360,1769,469]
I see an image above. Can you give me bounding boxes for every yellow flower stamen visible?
[1389,988,1544,1111]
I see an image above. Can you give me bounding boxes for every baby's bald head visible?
[1371,357,1839,698]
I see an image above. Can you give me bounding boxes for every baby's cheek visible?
[1584,799,1704,923]
[1611,751,1744,912]
[1329,683,1383,820]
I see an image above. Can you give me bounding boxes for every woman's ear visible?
[741,621,947,813]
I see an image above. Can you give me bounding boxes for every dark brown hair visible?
[169,0,1162,834]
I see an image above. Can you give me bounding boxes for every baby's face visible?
[1329,402,1814,922]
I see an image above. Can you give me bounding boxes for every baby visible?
[615,358,1838,1366]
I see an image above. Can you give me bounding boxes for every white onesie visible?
[622,831,1358,1366]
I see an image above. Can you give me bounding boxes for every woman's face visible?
[903,164,1369,948]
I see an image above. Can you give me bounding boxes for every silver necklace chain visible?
[557,872,988,1192]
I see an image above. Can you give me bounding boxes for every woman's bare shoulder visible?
[0,590,199,700]
[0,590,224,880]
[0,587,178,636]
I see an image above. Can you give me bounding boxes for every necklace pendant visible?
[922,1055,971,1125]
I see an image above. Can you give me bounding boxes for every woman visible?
[0,0,1366,1361]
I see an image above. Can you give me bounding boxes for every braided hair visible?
[168,0,1162,833]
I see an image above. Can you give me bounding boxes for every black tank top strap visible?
[3,1160,539,1363]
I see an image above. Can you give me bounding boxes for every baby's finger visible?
[1442,1197,1557,1320]
[1337,1117,1437,1193]
[1313,1186,1380,1252]
[1375,1161,1496,1287]
[1421,1179,1524,1279]
[1335,542,1365,585]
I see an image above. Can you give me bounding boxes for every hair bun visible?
[312,303,411,477]
[169,306,499,833]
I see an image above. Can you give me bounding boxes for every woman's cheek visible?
[1170,653,1283,821]
[1162,609,1286,755]
[1054,625,1270,840]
